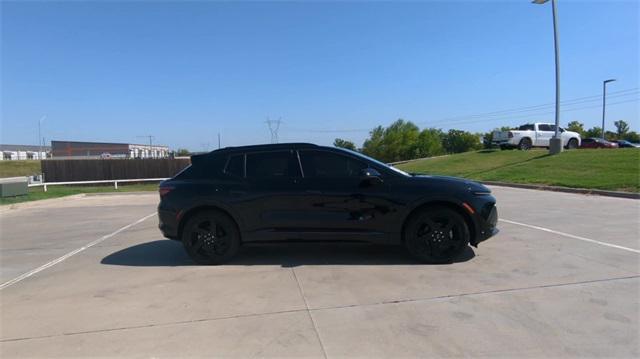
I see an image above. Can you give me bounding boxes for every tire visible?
[182,210,240,265]
[404,206,470,264]
[566,138,578,150]
[518,138,532,151]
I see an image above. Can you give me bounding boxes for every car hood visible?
[410,174,491,193]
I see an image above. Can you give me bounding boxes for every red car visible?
[580,138,619,149]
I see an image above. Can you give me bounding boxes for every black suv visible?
[158,143,497,264]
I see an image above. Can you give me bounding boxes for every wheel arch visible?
[177,205,242,242]
[401,200,477,245]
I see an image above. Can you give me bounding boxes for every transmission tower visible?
[265,118,282,143]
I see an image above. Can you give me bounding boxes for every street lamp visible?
[533,0,563,154]
[38,115,46,160]
[602,79,616,140]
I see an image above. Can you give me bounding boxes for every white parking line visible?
[499,218,640,254]
[0,212,157,291]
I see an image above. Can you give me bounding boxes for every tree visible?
[442,129,483,154]
[175,148,190,156]
[333,138,357,151]
[584,127,602,139]
[614,120,630,137]
[361,119,420,162]
[566,121,585,136]
[413,128,445,157]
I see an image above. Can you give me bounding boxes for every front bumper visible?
[476,205,498,245]
[158,207,180,240]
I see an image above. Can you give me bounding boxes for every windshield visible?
[339,148,411,177]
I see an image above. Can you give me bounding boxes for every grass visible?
[397,148,640,192]
[0,160,42,178]
[0,183,159,206]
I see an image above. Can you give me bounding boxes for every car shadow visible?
[100,240,475,267]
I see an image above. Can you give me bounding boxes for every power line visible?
[284,88,638,133]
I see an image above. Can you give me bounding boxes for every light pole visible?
[602,79,616,140]
[533,0,563,154]
[38,115,46,159]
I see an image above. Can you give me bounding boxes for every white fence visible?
[28,178,168,192]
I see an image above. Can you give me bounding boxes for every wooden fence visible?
[41,158,191,182]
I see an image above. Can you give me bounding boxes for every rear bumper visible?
[158,207,180,241]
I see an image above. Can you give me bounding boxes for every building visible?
[0,144,50,160]
[51,140,169,159]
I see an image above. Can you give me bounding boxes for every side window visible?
[538,124,552,131]
[246,151,301,179]
[518,124,534,131]
[224,154,244,177]
[299,150,367,178]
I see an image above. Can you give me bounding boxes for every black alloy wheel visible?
[182,211,240,265]
[404,206,470,263]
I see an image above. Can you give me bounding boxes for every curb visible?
[482,181,640,200]
[83,191,156,197]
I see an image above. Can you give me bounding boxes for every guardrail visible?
[28,178,168,192]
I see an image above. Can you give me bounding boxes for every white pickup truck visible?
[492,123,581,150]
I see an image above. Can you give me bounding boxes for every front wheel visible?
[565,138,578,150]
[182,210,240,265]
[404,206,470,264]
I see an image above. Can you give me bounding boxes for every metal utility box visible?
[0,177,28,197]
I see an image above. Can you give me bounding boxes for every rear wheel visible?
[182,210,240,265]
[566,138,578,150]
[404,206,470,264]
[518,138,532,151]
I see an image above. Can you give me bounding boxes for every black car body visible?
[158,143,498,264]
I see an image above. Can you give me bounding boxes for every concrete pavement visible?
[0,188,638,357]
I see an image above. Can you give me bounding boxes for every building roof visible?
[0,144,51,152]
[51,140,168,149]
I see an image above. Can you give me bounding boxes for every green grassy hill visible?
[396,149,640,192]
[0,160,42,178]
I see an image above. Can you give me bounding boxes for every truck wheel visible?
[518,138,532,151]
[566,138,578,150]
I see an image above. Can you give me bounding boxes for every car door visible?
[536,124,554,147]
[241,149,305,241]
[296,149,395,241]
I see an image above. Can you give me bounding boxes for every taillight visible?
[159,186,174,198]
[508,131,513,138]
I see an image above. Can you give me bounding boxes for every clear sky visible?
[2,0,638,151]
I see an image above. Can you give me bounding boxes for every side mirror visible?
[360,168,383,187]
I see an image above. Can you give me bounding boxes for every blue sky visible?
[2,0,638,151]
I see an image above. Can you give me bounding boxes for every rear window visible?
[246,150,301,179]
[224,155,244,177]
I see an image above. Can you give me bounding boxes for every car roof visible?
[211,142,320,154]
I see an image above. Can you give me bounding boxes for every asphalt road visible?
[0,187,638,357]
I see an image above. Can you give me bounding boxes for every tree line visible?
[335,119,638,163]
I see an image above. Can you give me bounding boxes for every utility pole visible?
[265,117,282,144]
[602,79,616,140]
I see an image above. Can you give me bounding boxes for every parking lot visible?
[0,187,638,357]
